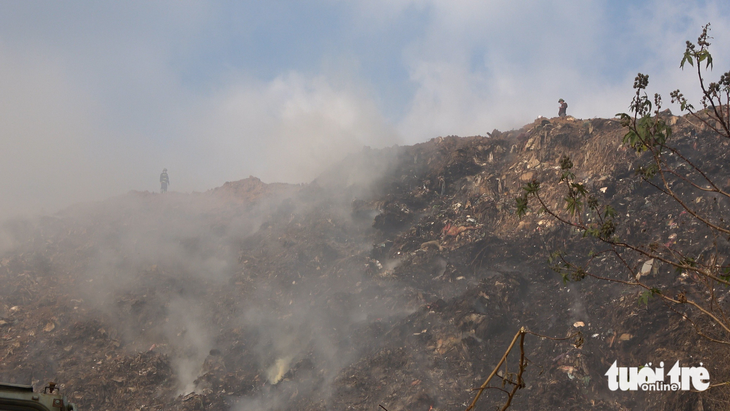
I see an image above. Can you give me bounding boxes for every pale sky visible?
[0,1,728,216]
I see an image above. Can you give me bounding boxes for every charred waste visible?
[1,113,730,410]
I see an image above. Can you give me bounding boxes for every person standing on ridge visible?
[558,98,568,117]
[160,168,170,193]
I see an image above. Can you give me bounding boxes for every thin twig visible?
[465,327,525,411]
[499,332,526,411]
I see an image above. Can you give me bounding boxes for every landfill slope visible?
[1,114,729,410]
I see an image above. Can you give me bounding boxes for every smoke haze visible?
[1,1,729,217]
[0,155,413,408]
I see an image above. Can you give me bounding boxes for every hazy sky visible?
[0,1,728,216]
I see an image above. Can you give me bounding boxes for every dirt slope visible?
[1,113,729,411]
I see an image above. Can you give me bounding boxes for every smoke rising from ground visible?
[0,151,413,407]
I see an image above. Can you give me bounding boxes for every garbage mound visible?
[1,114,729,410]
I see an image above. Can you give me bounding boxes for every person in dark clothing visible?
[558,99,568,117]
[160,168,170,193]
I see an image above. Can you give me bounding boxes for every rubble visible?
[1,113,730,410]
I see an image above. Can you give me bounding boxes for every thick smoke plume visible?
[0,149,413,409]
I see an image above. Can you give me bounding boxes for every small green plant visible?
[517,23,730,345]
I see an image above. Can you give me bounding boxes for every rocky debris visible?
[372,201,414,232]
[208,176,298,204]
[1,113,730,410]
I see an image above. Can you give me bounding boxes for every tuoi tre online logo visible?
[605,361,710,392]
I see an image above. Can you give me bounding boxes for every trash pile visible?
[1,113,729,410]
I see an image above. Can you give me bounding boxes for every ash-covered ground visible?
[2,113,730,410]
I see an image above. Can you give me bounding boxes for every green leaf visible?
[599,219,615,239]
[515,195,529,218]
[523,180,541,194]
[571,183,588,196]
[565,196,582,216]
[616,113,632,127]
[560,155,574,170]
[638,288,661,307]
[681,53,694,68]
[698,50,713,69]
[604,205,616,218]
